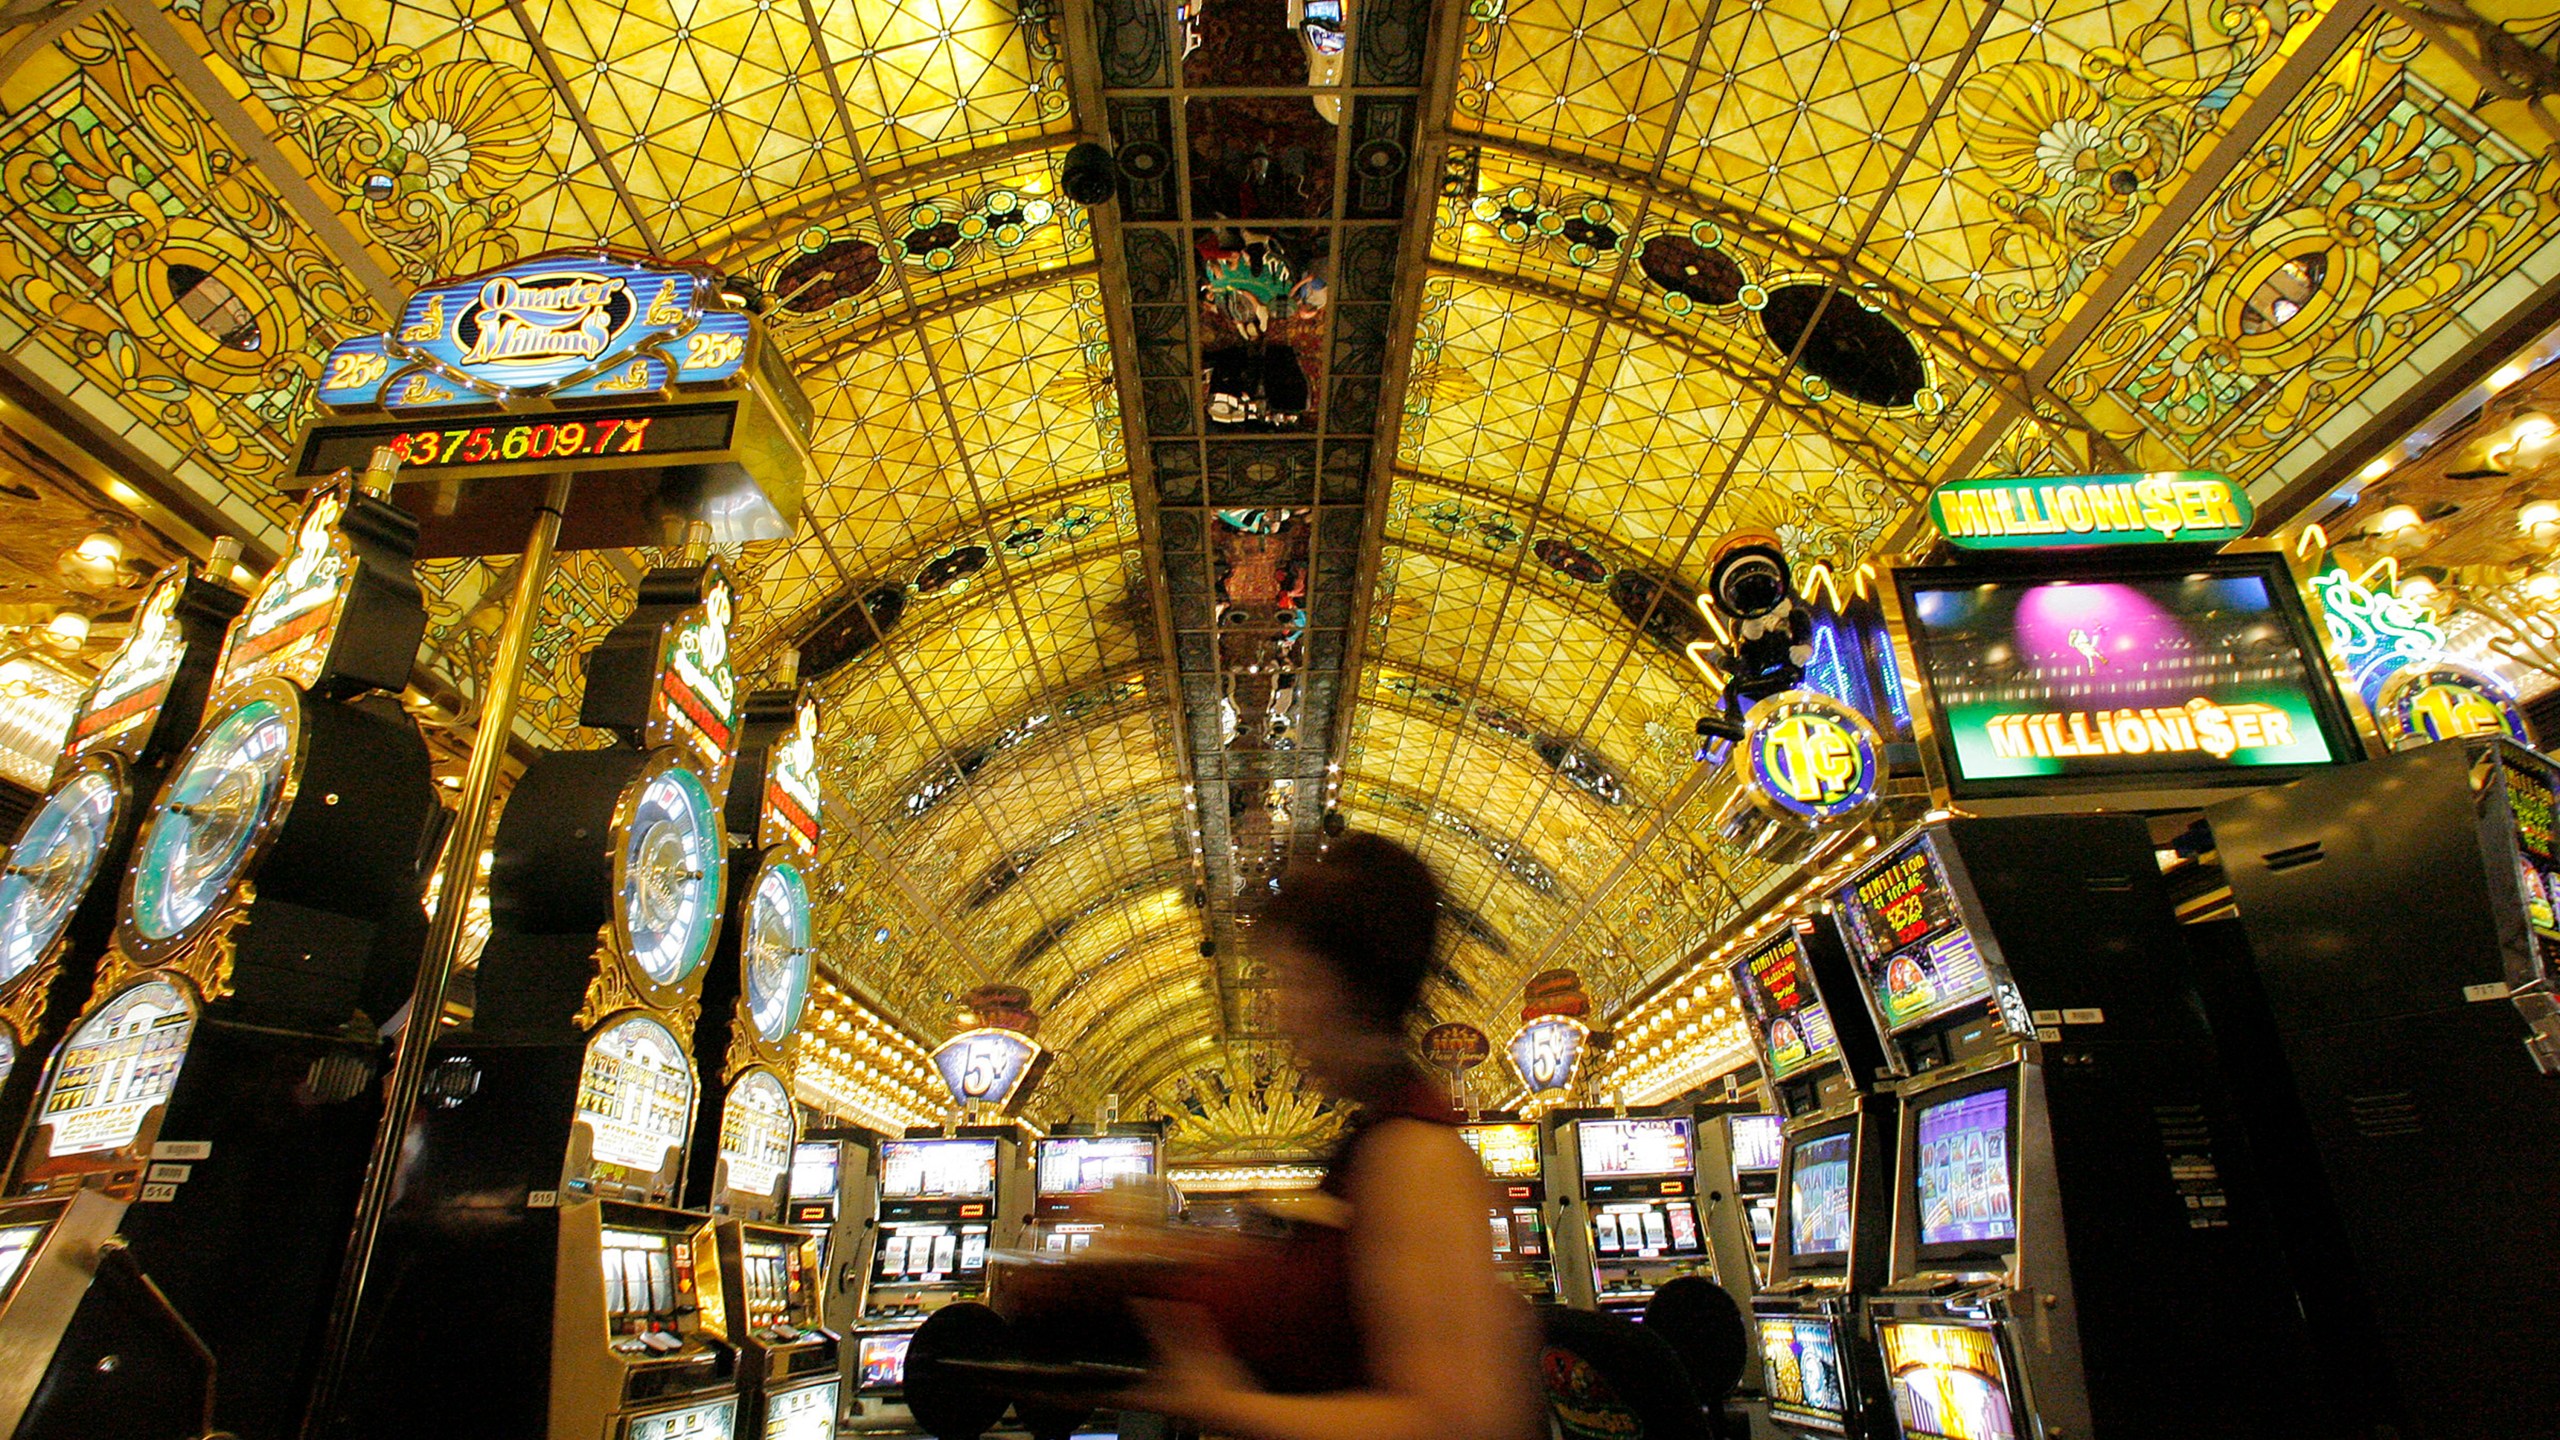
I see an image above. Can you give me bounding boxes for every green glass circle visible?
[741,859,812,1043]
[0,767,121,984]
[617,761,723,985]
[131,698,293,943]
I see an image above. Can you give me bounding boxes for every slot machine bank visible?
[336,564,749,1440]
[683,689,838,1440]
[1730,912,1899,1439]
[0,559,242,1154]
[1456,1117,1554,1301]
[0,483,442,1440]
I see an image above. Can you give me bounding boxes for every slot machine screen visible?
[878,1138,998,1198]
[1896,553,2354,801]
[742,1239,793,1325]
[1838,834,1994,1034]
[1914,1087,2016,1251]
[1747,1196,1777,1249]
[789,1142,839,1202]
[1512,1207,1546,1256]
[1461,1122,1542,1180]
[858,1333,911,1390]
[1787,1131,1854,1259]
[1487,1213,1512,1257]
[37,977,194,1157]
[1759,1315,1850,1430]
[622,1396,739,1440]
[1733,930,1843,1081]
[761,1380,839,1440]
[576,1014,696,1176]
[1728,1113,1784,1173]
[1576,1117,1694,1178]
[1037,1135,1155,1194]
[0,1223,43,1296]
[1875,1320,2019,1440]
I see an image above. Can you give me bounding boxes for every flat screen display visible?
[790,1142,839,1202]
[1760,1316,1849,1429]
[1837,835,1992,1034]
[1728,1113,1784,1174]
[1462,1122,1542,1180]
[0,1222,44,1296]
[760,1380,839,1440]
[1899,557,2352,798]
[1037,1135,1155,1194]
[1577,1117,1693,1178]
[1788,1132,1854,1257]
[878,1138,997,1199]
[1877,1321,2018,1440]
[1748,1195,1777,1249]
[1732,931,1843,1081]
[857,1332,911,1389]
[1915,1088,2016,1249]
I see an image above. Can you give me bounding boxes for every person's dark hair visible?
[1260,833,1442,1032]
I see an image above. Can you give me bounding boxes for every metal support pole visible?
[299,472,574,1439]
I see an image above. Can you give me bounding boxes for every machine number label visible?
[2029,1010,2062,1025]
[145,1163,191,1183]
[151,1140,211,1161]
[138,1183,178,1203]
[2062,1008,2106,1025]
[527,1189,559,1209]
[2465,982,2515,1003]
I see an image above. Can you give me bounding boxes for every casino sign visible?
[296,249,812,557]
[1509,1016,1588,1099]
[2373,663,2531,751]
[1707,690,1884,862]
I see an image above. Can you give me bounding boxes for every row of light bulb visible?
[1600,834,1883,1102]
[794,977,942,1124]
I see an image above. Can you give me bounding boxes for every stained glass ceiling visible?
[5,0,2560,1136]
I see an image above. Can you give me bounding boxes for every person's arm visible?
[1127,1120,1538,1440]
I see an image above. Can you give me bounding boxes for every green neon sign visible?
[1928,472,2252,549]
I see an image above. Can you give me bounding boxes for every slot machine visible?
[1729,916,1900,1439]
[846,1127,1026,1422]
[0,483,442,1440]
[0,559,242,1151]
[1026,1124,1162,1254]
[2192,737,2560,1440]
[334,564,747,1440]
[1833,817,2327,1440]
[1552,1111,1713,1315]
[785,1131,877,1340]
[1719,1112,1784,1285]
[685,690,837,1440]
[1457,1117,1554,1301]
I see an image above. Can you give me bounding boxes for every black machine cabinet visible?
[1730,915,1900,1440]
[2200,738,2560,1440]
[0,486,441,1440]
[1836,815,2334,1440]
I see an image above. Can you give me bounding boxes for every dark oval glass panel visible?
[1757,283,1927,408]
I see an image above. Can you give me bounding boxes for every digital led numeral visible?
[388,415,658,468]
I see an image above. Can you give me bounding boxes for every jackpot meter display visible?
[1837,833,1995,1035]
[1732,930,1843,1081]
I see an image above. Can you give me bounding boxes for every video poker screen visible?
[878,1138,997,1199]
[1728,1112,1784,1173]
[1788,1131,1855,1258]
[1898,554,2354,799]
[1577,1117,1694,1178]
[1462,1121,1543,1180]
[1914,1087,2016,1250]
[1037,1135,1155,1194]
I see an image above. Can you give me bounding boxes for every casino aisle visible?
[5,2,2560,1439]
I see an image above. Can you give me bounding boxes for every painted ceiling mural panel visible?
[10,0,2560,1135]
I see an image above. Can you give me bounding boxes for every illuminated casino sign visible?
[652,571,737,775]
[1741,691,1882,824]
[313,254,751,413]
[2374,663,2530,751]
[218,488,354,692]
[761,700,820,857]
[65,567,189,761]
[1422,1022,1491,1071]
[1508,1015,1587,1097]
[933,1028,1043,1112]
[1927,471,2252,549]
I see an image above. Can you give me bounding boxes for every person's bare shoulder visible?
[1345,1119,1484,1208]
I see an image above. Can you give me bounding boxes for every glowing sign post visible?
[1509,1016,1588,1100]
[2373,663,2530,751]
[1708,690,1884,863]
[933,1029,1044,1116]
[1927,471,2252,550]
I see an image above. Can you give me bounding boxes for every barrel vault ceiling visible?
[5,0,2560,1129]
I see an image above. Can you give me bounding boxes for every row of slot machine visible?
[1451,1106,1784,1318]
[788,1125,1162,1429]
[0,483,851,1440]
[1708,741,2560,1440]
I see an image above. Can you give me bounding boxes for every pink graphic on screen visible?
[1915,1089,2015,1247]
